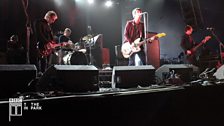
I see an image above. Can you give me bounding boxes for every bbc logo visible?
[9,98,23,122]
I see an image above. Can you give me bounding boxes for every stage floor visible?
[1,83,224,126]
[1,64,224,125]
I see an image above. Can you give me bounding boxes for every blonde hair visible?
[44,10,57,20]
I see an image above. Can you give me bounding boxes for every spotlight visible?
[55,0,63,6]
[105,0,113,7]
[87,0,94,4]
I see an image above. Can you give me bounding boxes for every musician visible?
[123,8,146,66]
[6,35,25,64]
[34,10,58,73]
[56,28,73,64]
[58,28,72,44]
[180,25,199,66]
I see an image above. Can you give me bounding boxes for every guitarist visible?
[123,8,146,66]
[33,10,58,73]
[181,25,211,67]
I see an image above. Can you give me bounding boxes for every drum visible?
[49,49,71,65]
[63,51,88,65]
[61,42,76,51]
[74,41,86,53]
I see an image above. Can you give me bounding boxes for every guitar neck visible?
[133,33,166,48]
[136,37,154,46]
[136,40,146,47]
[191,39,206,53]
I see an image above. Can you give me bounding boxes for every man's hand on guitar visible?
[186,50,192,55]
[148,36,158,42]
[61,42,68,46]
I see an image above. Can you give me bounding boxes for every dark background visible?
[0,0,224,66]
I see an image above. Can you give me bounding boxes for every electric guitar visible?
[186,36,211,57]
[121,33,166,58]
[39,41,68,57]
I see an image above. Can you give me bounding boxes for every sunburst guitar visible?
[121,33,166,58]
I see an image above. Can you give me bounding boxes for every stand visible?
[210,29,224,64]
[22,0,31,64]
[142,12,149,65]
[25,26,31,64]
[87,26,94,65]
[89,38,93,65]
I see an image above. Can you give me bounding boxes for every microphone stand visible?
[210,29,224,64]
[142,12,148,65]
[22,0,30,64]
[89,38,93,65]
[88,26,94,65]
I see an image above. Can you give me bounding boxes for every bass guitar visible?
[121,33,166,58]
[39,41,68,57]
[186,36,211,57]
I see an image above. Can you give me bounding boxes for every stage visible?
[1,79,224,126]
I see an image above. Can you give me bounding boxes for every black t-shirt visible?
[58,35,70,43]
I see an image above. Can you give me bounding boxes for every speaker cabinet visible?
[155,64,194,83]
[88,34,103,68]
[102,48,110,65]
[112,65,155,89]
[0,64,37,99]
[147,32,160,69]
[37,65,99,93]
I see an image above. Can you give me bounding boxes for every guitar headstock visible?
[156,33,166,38]
[205,36,211,40]
[203,36,212,43]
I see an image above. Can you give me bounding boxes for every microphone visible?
[206,27,214,31]
[140,12,148,15]
[88,25,92,31]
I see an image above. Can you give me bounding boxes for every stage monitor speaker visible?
[112,65,155,89]
[155,64,194,83]
[0,64,37,99]
[213,65,224,80]
[37,65,99,93]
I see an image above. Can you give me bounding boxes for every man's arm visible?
[123,21,132,43]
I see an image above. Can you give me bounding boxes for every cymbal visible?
[82,34,93,41]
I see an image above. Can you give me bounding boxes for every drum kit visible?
[52,34,95,65]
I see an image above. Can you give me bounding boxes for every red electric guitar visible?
[39,41,68,57]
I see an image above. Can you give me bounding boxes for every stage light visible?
[54,0,63,6]
[87,0,94,4]
[105,0,113,7]
[75,0,81,2]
